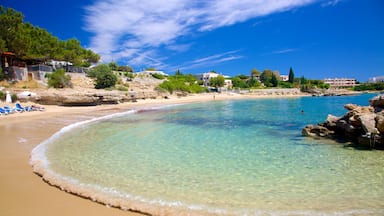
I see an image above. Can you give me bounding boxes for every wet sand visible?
[0,93,306,216]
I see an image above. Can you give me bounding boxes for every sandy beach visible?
[0,93,306,216]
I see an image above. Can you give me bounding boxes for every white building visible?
[195,72,232,89]
[280,75,289,81]
[324,78,357,88]
[368,76,384,83]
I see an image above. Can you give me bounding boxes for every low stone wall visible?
[249,88,302,95]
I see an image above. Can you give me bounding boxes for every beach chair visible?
[0,107,9,115]
[3,106,15,114]
[15,103,32,112]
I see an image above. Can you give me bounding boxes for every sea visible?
[32,93,384,215]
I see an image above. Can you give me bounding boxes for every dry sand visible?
[0,93,306,216]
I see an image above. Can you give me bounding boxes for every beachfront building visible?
[195,72,220,87]
[195,72,232,88]
[0,51,90,82]
[368,76,384,83]
[280,75,289,81]
[0,51,30,81]
[323,78,357,88]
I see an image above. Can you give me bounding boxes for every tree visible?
[251,68,261,78]
[47,69,72,88]
[210,75,225,88]
[117,65,133,72]
[288,67,295,83]
[87,64,110,78]
[108,62,118,71]
[260,69,273,86]
[0,6,100,65]
[175,69,183,76]
[271,73,278,87]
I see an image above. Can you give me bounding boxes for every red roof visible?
[2,51,16,56]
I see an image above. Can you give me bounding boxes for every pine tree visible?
[288,67,295,83]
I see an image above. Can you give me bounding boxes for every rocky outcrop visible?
[302,94,384,149]
[28,89,169,106]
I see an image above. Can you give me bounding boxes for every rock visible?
[344,103,358,111]
[324,114,340,128]
[369,94,384,109]
[356,113,376,133]
[303,94,384,149]
[302,124,334,138]
[375,113,384,134]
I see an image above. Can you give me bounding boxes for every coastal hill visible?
[2,72,166,106]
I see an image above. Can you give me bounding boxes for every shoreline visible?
[0,92,309,216]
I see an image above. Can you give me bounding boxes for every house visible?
[324,78,357,88]
[368,76,384,83]
[194,72,232,90]
[280,75,289,81]
[0,51,89,82]
[0,51,29,81]
[195,72,220,87]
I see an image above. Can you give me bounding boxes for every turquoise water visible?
[40,94,384,215]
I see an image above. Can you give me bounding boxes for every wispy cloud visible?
[176,50,243,71]
[84,0,317,70]
[321,0,343,7]
[261,48,299,56]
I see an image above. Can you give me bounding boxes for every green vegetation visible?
[0,67,4,81]
[229,67,329,92]
[47,69,72,88]
[0,6,99,66]
[353,83,384,91]
[298,76,330,92]
[210,75,225,88]
[288,67,295,83]
[151,73,165,80]
[87,64,117,89]
[158,72,207,94]
[0,91,5,101]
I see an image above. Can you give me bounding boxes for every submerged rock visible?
[302,94,384,149]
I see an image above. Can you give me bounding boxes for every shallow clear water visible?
[44,94,384,215]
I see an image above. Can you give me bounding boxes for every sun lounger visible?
[15,103,32,112]
[0,107,10,115]
[3,106,15,114]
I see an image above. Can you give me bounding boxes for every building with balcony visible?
[323,78,357,88]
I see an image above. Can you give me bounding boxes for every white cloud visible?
[321,0,343,7]
[84,0,318,70]
[175,50,243,71]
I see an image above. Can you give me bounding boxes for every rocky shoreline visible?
[302,94,384,149]
[14,88,308,106]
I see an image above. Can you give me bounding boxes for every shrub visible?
[116,85,128,91]
[0,91,5,100]
[47,69,72,88]
[95,71,117,89]
[152,73,165,79]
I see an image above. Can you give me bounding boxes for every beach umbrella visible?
[5,91,12,103]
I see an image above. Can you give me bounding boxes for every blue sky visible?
[2,0,384,82]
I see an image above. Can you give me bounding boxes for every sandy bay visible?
[0,92,310,216]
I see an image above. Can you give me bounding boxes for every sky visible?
[2,0,384,82]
